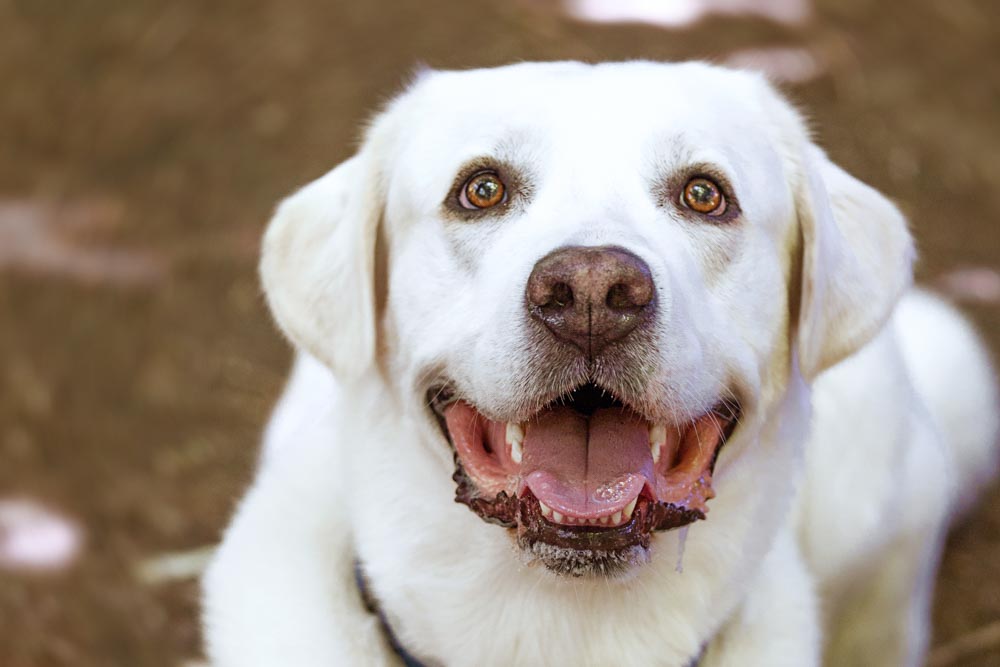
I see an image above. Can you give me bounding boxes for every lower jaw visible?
[454,465,705,574]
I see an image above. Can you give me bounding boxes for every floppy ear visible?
[795,145,915,380]
[259,148,383,379]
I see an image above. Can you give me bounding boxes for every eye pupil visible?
[690,183,712,203]
[475,180,498,200]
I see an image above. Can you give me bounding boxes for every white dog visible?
[202,61,999,667]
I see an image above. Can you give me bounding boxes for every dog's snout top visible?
[526,245,656,355]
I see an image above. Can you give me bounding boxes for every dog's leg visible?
[822,424,950,667]
[702,528,822,667]
[202,456,400,666]
[201,361,400,667]
[822,527,944,667]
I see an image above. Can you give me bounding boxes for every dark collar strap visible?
[355,559,704,667]
[355,561,428,667]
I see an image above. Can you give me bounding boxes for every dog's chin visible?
[521,540,651,579]
[434,380,740,577]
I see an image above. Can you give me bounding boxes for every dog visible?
[201,61,1000,666]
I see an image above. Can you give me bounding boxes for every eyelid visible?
[445,158,526,217]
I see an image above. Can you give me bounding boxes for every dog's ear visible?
[259,142,384,378]
[794,145,915,380]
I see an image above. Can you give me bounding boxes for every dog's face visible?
[261,62,912,578]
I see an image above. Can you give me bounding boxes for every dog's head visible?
[261,62,912,577]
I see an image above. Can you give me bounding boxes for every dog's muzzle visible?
[432,245,739,576]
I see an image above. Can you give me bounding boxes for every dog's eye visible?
[460,172,506,209]
[681,177,726,216]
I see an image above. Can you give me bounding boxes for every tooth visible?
[600,515,610,524]
[552,510,564,523]
[588,518,598,525]
[506,423,524,463]
[510,440,523,464]
[611,511,622,525]
[623,498,637,519]
[649,424,666,463]
[539,501,552,517]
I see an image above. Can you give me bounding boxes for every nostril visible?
[606,279,654,311]
[550,282,574,309]
[606,283,634,310]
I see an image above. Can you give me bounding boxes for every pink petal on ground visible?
[0,199,168,287]
[937,267,1000,304]
[0,498,84,572]
[561,0,811,28]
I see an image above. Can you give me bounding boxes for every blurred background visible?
[1,0,998,665]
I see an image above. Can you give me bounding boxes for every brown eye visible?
[681,177,726,216]
[461,172,506,209]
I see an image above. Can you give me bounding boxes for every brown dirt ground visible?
[0,0,998,664]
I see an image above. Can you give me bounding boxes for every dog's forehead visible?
[380,62,796,228]
[398,62,780,162]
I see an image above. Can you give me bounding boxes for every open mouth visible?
[433,381,740,573]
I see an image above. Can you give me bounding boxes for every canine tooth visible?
[510,440,523,463]
[649,424,666,463]
[623,498,637,519]
[506,423,524,463]
[552,510,564,523]
[539,501,552,517]
[611,511,622,525]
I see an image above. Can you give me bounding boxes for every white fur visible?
[202,62,999,667]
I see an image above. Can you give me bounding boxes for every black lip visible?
[516,492,705,552]
[453,455,708,551]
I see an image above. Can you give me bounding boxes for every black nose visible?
[525,245,656,355]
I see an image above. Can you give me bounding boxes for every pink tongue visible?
[520,406,653,518]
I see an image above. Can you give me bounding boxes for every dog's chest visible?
[361,567,710,667]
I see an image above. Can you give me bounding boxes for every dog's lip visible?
[437,380,740,534]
